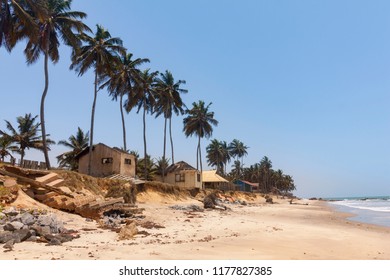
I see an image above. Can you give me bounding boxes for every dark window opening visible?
[102,157,113,164]
[175,173,185,182]
[124,158,132,165]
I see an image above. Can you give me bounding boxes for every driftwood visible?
[0,168,74,198]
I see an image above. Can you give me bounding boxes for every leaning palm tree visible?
[23,0,90,169]
[125,69,159,180]
[183,100,218,174]
[70,24,125,175]
[154,70,187,168]
[56,127,89,170]
[0,113,54,166]
[101,52,149,152]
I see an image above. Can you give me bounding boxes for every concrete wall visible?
[163,170,202,189]
[78,144,136,177]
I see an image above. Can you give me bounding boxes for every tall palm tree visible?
[0,135,16,162]
[0,113,54,165]
[56,127,89,170]
[229,139,248,166]
[70,24,125,175]
[125,69,159,180]
[154,70,187,167]
[183,100,218,174]
[101,52,149,152]
[23,0,90,169]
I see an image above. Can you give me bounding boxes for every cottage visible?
[202,170,230,190]
[159,161,202,189]
[76,143,136,178]
[234,179,259,192]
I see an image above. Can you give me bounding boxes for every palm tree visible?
[259,156,273,193]
[22,0,90,169]
[70,24,125,175]
[101,52,149,152]
[229,139,248,166]
[0,113,54,165]
[125,69,159,180]
[183,100,218,174]
[230,160,243,180]
[136,155,157,181]
[0,0,41,52]
[56,127,89,170]
[206,139,223,173]
[206,139,230,174]
[156,156,169,179]
[154,70,187,167]
[0,135,16,162]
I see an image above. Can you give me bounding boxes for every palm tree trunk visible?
[143,104,147,180]
[198,136,202,172]
[120,94,127,151]
[169,117,174,164]
[162,117,167,182]
[88,70,98,175]
[40,50,51,169]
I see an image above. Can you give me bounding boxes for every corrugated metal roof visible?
[202,170,229,183]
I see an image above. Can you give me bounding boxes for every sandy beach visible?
[1,189,389,260]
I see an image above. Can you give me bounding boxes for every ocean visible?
[326,196,390,228]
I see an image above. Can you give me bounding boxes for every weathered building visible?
[159,161,202,189]
[234,179,259,192]
[76,143,136,178]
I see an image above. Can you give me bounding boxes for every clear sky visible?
[1,0,389,198]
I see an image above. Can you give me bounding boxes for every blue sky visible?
[1,0,389,198]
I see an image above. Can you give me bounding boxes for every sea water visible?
[326,196,390,228]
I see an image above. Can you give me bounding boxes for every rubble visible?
[0,207,79,250]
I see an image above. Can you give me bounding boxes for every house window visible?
[124,158,132,165]
[197,173,201,182]
[101,157,113,164]
[175,173,185,182]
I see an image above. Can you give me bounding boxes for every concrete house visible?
[161,161,202,189]
[76,143,136,178]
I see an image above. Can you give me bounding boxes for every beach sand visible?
[1,190,390,260]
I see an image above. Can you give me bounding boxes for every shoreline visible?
[1,193,390,260]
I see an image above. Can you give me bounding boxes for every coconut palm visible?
[206,139,231,174]
[154,70,187,168]
[229,139,248,166]
[0,0,41,51]
[56,127,89,170]
[0,135,17,162]
[0,113,54,166]
[230,160,243,180]
[124,69,159,180]
[101,52,149,152]
[70,24,125,175]
[22,0,90,169]
[136,155,157,181]
[183,100,218,174]
[259,156,273,193]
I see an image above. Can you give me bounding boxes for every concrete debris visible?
[0,207,79,250]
